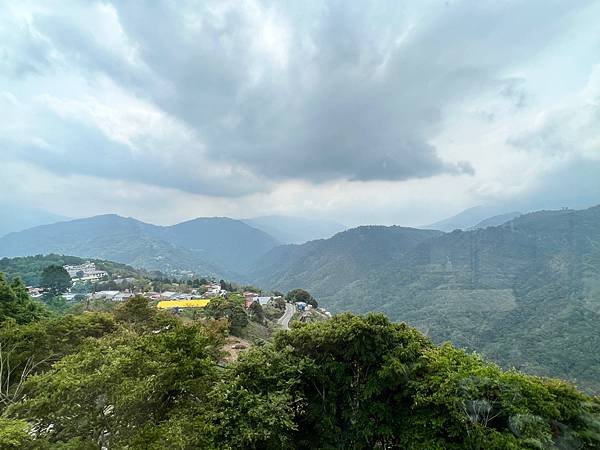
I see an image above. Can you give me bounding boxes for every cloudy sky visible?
[1,0,599,227]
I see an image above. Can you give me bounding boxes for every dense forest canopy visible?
[0,279,599,449]
[250,205,600,393]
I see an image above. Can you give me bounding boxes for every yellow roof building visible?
[157,299,210,309]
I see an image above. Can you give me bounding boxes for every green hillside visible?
[251,206,600,393]
[0,291,599,448]
[0,254,148,286]
[249,226,443,298]
[0,214,277,278]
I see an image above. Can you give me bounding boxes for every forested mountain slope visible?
[248,226,443,298]
[153,217,277,273]
[425,205,506,231]
[0,254,147,286]
[467,211,522,229]
[251,205,600,393]
[0,215,277,277]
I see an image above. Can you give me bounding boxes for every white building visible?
[64,262,108,281]
[256,296,273,306]
[91,290,120,300]
[114,292,135,302]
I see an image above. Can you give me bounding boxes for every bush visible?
[285,289,318,308]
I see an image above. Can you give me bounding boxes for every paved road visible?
[277,303,295,330]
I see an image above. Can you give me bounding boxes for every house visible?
[295,301,307,311]
[114,277,136,284]
[114,292,134,302]
[91,290,120,300]
[63,262,108,281]
[243,291,259,309]
[256,296,273,306]
[27,287,44,298]
[205,284,224,297]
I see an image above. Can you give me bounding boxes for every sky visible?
[1,0,599,227]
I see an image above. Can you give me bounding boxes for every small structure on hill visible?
[295,301,307,311]
[91,290,120,300]
[157,299,210,309]
[64,262,108,282]
[244,291,259,309]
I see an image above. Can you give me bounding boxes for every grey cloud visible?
[499,78,527,109]
[106,0,588,183]
[508,96,599,157]
[4,0,596,195]
[0,20,53,77]
[2,112,268,197]
[110,0,477,182]
[515,158,600,211]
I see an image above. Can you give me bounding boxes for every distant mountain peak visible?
[425,205,515,231]
[0,213,280,277]
[243,215,346,244]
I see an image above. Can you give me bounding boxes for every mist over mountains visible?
[0,204,68,238]
[242,215,346,244]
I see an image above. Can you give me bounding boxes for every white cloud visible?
[0,0,599,226]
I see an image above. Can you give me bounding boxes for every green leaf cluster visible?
[0,274,48,325]
[1,296,599,449]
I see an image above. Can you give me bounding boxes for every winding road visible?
[277,303,295,330]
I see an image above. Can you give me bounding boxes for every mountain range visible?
[425,205,521,231]
[0,214,276,277]
[0,204,68,238]
[2,205,600,392]
[248,205,600,393]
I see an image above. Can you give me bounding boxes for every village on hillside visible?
[26,261,332,320]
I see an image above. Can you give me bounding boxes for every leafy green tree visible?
[219,279,234,291]
[70,280,92,294]
[214,314,600,449]
[2,306,600,449]
[204,297,248,335]
[42,296,70,315]
[0,312,118,413]
[0,418,36,449]
[113,295,177,333]
[241,285,262,294]
[9,323,224,448]
[248,301,266,324]
[285,288,318,308]
[272,296,286,309]
[0,274,48,324]
[40,265,71,298]
[209,346,300,449]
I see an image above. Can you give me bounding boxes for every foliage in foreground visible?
[0,297,599,449]
[0,274,48,325]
